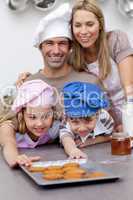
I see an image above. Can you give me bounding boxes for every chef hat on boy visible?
[63,81,109,118]
[12,79,56,113]
[33,4,72,48]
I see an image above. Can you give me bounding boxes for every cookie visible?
[43,173,63,180]
[28,166,46,173]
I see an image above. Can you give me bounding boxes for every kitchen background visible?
[0,0,133,91]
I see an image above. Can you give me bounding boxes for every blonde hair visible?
[17,109,27,134]
[70,0,111,80]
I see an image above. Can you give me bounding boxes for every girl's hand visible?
[16,154,40,167]
[69,148,88,159]
[15,72,31,88]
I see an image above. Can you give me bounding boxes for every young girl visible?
[0,79,61,167]
[70,0,133,130]
[60,81,114,159]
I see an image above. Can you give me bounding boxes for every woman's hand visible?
[69,148,87,159]
[15,72,31,88]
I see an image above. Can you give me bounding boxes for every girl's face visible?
[72,10,100,49]
[24,106,53,137]
[68,115,97,137]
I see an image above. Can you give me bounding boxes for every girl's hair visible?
[17,109,27,134]
[17,107,57,134]
[70,0,111,80]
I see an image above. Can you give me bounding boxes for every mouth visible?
[34,128,45,134]
[80,38,90,43]
[49,56,63,62]
[78,131,89,137]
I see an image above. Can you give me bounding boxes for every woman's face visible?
[24,106,53,137]
[72,10,100,49]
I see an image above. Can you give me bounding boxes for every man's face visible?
[41,37,70,69]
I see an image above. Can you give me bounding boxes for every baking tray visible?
[20,159,120,187]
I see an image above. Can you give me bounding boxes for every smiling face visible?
[40,37,70,69]
[24,106,53,138]
[72,10,100,49]
[68,115,97,137]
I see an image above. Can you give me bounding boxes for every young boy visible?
[60,81,114,159]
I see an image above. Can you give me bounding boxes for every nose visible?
[53,44,60,54]
[36,119,44,127]
[78,124,88,132]
[80,25,88,35]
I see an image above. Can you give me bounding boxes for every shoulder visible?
[48,120,61,139]
[107,30,133,63]
[59,122,74,139]
[71,69,101,85]
[107,30,132,49]
[98,109,114,134]
[99,109,112,120]
[26,71,44,81]
[107,29,128,40]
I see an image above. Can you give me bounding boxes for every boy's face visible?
[24,106,53,138]
[68,115,97,137]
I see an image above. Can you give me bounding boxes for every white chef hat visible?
[33,3,72,48]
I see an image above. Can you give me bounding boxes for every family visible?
[0,0,133,168]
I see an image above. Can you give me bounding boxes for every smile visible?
[49,57,63,62]
[80,38,90,43]
[78,131,89,137]
[35,128,44,133]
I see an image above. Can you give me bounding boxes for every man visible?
[26,15,99,91]
[0,14,102,167]
[24,14,100,117]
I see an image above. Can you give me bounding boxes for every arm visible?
[109,30,133,97]
[0,124,40,168]
[76,135,111,148]
[0,124,19,167]
[61,135,87,159]
[118,56,133,97]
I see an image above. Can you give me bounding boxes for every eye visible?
[41,111,53,120]
[28,115,37,120]
[45,41,53,46]
[59,41,69,46]
[86,22,94,27]
[86,116,96,122]
[73,23,81,28]
[70,119,79,125]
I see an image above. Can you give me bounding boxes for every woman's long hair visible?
[70,0,111,80]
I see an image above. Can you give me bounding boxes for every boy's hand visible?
[16,154,40,167]
[69,148,87,159]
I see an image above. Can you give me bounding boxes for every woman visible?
[70,0,133,130]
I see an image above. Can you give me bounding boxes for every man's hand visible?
[15,72,31,88]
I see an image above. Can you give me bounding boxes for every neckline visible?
[39,66,73,80]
